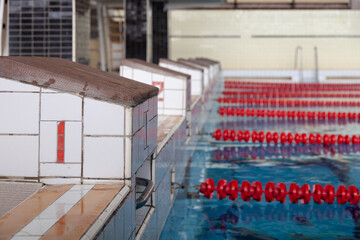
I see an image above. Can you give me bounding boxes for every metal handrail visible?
[294,46,303,82]
[135,177,155,209]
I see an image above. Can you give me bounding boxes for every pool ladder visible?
[295,46,319,83]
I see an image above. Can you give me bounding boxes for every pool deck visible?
[0,184,126,240]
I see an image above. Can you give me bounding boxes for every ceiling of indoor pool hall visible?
[1,0,360,240]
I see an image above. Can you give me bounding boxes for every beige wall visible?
[169,10,360,70]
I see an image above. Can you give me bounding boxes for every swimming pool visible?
[160,80,360,240]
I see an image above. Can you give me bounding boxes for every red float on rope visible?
[212,129,360,145]
[218,107,360,120]
[218,98,360,107]
[221,91,360,98]
[199,178,360,205]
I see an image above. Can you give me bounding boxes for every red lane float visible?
[221,91,360,98]
[218,107,360,120]
[223,83,360,92]
[212,129,359,145]
[217,97,360,107]
[224,81,360,91]
[200,178,360,205]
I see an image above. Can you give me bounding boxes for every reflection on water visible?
[160,86,360,240]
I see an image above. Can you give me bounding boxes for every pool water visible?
[160,82,360,240]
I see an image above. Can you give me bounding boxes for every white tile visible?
[133,69,152,85]
[120,66,133,79]
[16,218,56,236]
[0,93,39,134]
[64,122,82,163]
[163,109,183,116]
[82,179,124,184]
[164,76,184,90]
[39,122,57,163]
[84,137,124,179]
[37,203,74,220]
[0,77,40,92]
[84,98,125,136]
[40,163,81,177]
[40,178,81,184]
[0,136,38,177]
[41,93,82,121]
[151,73,165,82]
[164,90,184,110]
[41,88,58,93]
[11,236,40,240]
[68,184,94,191]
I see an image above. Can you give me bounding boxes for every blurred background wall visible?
[169,10,360,70]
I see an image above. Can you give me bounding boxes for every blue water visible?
[160,84,360,240]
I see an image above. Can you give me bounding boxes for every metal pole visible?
[0,0,5,56]
[97,1,107,71]
[314,46,319,83]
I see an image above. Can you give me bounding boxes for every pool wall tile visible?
[174,120,189,183]
[41,93,82,121]
[134,69,152,85]
[103,217,115,240]
[40,178,82,184]
[114,203,125,240]
[83,137,124,179]
[155,138,174,189]
[84,98,125,136]
[141,207,158,240]
[64,121,82,163]
[132,105,139,134]
[121,66,133,79]
[119,59,189,118]
[147,115,158,157]
[123,191,136,240]
[0,92,40,134]
[164,76,183,89]
[155,168,172,234]
[159,60,203,96]
[0,135,39,177]
[40,163,81,177]
[39,121,57,163]
[0,77,40,92]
